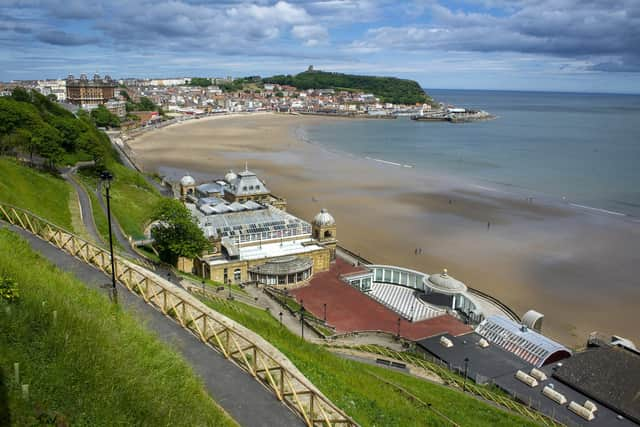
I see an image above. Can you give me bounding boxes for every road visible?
[2,222,304,427]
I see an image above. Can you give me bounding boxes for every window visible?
[243,186,247,191]
[233,268,241,282]
[392,270,400,283]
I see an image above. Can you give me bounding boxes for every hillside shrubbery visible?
[264,70,432,105]
[0,88,115,168]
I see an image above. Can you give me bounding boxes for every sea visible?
[297,89,640,218]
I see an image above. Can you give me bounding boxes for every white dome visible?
[313,208,335,227]
[180,175,195,186]
[225,170,238,183]
[425,268,467,295]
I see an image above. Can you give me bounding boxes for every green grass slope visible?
[0,228,237,426]
[0,158,72,229]
[201,296,538,427]
[109,163,163,240]
[79,162,163,240]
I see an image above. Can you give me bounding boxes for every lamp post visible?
[201,279,205,296]
[279,311,283,325]
[323,303,327,323]
[463,357,470,392]
[300,301,305,339]
[100,171,117,304]
[396,317,401,339]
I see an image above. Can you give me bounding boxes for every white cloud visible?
[291,24,328,45]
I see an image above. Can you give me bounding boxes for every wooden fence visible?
[0,203,358,427]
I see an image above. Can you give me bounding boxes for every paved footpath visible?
[2,223,304,427]
[61,168,103,245]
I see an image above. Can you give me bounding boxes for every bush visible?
[0,276,19,303]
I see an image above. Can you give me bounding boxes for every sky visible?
[1,0,640,93]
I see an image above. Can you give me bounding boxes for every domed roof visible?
[425,268,467,295]
[225,170,238,183]
[180,175,195,186]
[313,208,335,227]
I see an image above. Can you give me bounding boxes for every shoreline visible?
[290,117,637,222]
[126,114,640,348]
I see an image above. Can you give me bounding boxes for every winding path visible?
[2,222,304,427]
[61,166,103,245]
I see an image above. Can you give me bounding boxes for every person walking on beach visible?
[487,221,491,230]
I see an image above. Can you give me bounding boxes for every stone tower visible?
[312,208,337,259]
[179,175,196,200]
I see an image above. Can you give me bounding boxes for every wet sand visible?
[129,113,640,347]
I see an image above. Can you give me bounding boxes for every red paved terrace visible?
[290,259,471,340]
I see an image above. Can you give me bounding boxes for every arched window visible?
[324,230,332,238]
[233,268,241,282]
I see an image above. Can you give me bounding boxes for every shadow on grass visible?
[0,366,10,427]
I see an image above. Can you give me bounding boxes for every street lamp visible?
[279,311,283,325]
[323,303,327,323]
[396,317,402,339]
[201,279,205,296]
[300,301,305,339]
[463,357,470,392]
[100,171,117,304]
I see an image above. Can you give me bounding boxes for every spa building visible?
[177,169,337,287]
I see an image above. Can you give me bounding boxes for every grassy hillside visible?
[264,70,432,105]
[201,296,538,427]
[79,162,163,240]
[0,228,237,426]
[0,158,72,229]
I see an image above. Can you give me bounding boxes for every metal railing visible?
[0,203,358,427]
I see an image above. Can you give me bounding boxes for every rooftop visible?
[248,256,314,275]
[553,345,640,423]
[188,203,311,242]
[226,168,270,197]
[290,259,471,340]
[238,238,322,261]
[476,315,571,367]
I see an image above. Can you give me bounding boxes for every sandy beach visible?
[128,113,640,347]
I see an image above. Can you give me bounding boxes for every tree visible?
[10,87,31,103]
[189,77,212,87]
[137,97,156,111]
[119,90,131,102]
[91,105,120,128]
[151,199,209,264]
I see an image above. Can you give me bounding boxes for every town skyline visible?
[2,0,640,94]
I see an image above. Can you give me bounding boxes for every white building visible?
[36,79,66,101]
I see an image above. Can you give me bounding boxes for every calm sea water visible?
[298,89,640,217]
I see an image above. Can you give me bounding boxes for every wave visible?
[365,156,413,168]
[569,203,627,217]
